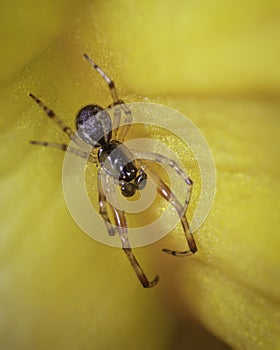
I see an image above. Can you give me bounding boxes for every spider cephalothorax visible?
[29,53,197,288]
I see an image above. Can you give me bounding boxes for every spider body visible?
[76,104,112,147]
[29,53,197,288]
[76,104,146,197]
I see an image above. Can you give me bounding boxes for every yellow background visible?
[0,1,279,349]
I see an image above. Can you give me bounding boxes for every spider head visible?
[119,169,147,197]
[119,162,137,182]
[120,181,136,197]
[76,104,112,147]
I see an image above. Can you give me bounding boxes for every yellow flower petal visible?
[1,1,280,350]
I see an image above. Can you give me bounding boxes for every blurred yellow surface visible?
[0,1,279,349]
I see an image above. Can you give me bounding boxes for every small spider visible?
[29,54,197,288]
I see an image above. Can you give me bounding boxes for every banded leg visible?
[133,150,193,207]
[141,161,197,256]
[97,170,116,236]
[110,100,133,143]
[29,141,97,163]
[108,203,159,288]
[83,53,133,142]
[111,102,121,140]
[29,93,75,138]
[29,93,87,148]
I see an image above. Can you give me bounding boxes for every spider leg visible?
[83,53,118,103]
[140,161,197,257]
[132,150,193,207]
[29,93,75,138]
[29,141,97,163]
[111,103,121,140]
[29,93,87,149]
[108,203,159,288]
[112,101,133,143]
[83,53,133,142]
[97,170,116,236]
[107,100,132,142]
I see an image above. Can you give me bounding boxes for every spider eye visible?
[120,182,136,197]
[119,162,137,182]
[134,171,147,190]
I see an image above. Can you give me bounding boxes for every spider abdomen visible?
[76,104,112,147]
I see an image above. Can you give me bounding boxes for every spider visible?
[29,53,197,288]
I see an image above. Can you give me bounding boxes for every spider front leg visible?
[108,203,159,288]
[97,170,116,236]
[141,162,197,257]
[132,150,193,207]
